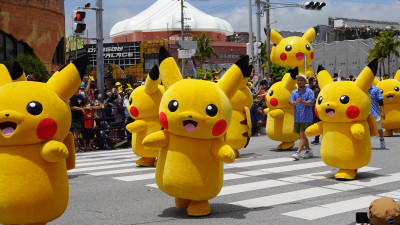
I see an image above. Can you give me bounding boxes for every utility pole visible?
[255,0,262,82]
[248,0,254,68]
[265,0,271,83]
[96,0,104,101]
[180,0,185,76]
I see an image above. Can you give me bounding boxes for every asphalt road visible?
[49,133,400,225]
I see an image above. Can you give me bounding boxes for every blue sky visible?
[64,0,400,42]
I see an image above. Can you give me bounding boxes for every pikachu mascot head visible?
[126,65,165,166]
[226,67,253,157]
[0,56,88,225]
[143,47,251,216]
[266,27,318,78]
[264,68,299,149]
[372,69,400,136]
[305,59,378,180]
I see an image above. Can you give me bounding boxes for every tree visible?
[367,30,400,78]
[4,54,50,82]
[192,32,218,69]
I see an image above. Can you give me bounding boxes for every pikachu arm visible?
[367,114,378,137]
[126,120,147,133]
[305,121,323,137]
[63,132,75,170]
[244,106,252,131]
[267,108,284,118]
[211,139,236,163]
[350,123,365,140]
[40,140,69,163]
[142,130,169,148]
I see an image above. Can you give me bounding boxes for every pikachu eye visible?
[129,98,132,105]
[305,44,311,51]
[269,90,274,96]
[380,89,383,94]
[285,45,292,52]
[395,87,399,92]
[168,100,179,112]
[206,104,218,117]
[27,101,43,115]
[317,96,323,105]
[340,95,350,104]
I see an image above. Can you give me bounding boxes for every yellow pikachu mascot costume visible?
[0,56,88,225]
[226,67,253,157]
[266,27,318,79]
[305,59,378,180]
[126,65,165,166]
[264,68,299,149]
[372,68,400,136]
[143,47,250,216]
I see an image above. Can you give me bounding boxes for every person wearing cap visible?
[289,74,315,160]
[357,197,400,225]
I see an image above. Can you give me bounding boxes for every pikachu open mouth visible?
[0,122,17,136]
[183,120,198,132]
[387,95,394,101]
[326,109,335,117]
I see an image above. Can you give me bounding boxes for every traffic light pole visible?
[96,0,104,101]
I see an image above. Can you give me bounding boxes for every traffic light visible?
[73,10,86,35]
[253,42,263,56]
[301,1,326,10]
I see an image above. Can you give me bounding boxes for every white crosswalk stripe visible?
[70,148,399,222]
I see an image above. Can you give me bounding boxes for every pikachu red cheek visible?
[270,98,278,107]
[212,119,227,136]
[315,106,320,119]
[159,112,168,130]
[36,118,58,140]
[346,105,360,119]
[310,51,314,60]
[130,106,139,117]
[280,53,287,61]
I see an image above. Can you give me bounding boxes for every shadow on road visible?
[158,203,272,220]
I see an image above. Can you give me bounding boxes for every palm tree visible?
[368,30,400,78]
[192,32,218,69]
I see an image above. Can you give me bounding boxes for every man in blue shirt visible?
[289,74,315,160]
[368,84,385,149]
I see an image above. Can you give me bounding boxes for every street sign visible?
[178,49,197,59]
[176,41,198,50]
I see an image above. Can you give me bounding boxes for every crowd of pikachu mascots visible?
[2,26,400,223]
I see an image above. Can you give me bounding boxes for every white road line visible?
[225,157,293,168]
[76,154,137,163]
[76,158,134,167]
[115,173,156,182]
[219,180,290,196]
[284,189,400,220]
[75,149,131,158]
[261,161,326,173]
[86,167,155,176]
[231,171,398,209]
[68,163,137,173]
[283,196,377,220]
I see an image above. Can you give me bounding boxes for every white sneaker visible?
[292,152,300,160]
[304,150,313,159]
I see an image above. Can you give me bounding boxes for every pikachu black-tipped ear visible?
[316,65,333,89]
[144,65,161,94]
[289,67,298,80]
[218,56,249,99]
[47,55,88,102]
[0,64,12,87]
[302,27,317,43]
[158,46,182,90]
[11,61,26,81]
[268,29,283,45]
[355,58,378,93]
[394,67,400,82]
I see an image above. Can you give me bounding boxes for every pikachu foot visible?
[136,157,156,167]
[233,149,240,157]
[383,129,393,137]
[277,142,295,150]
[175,197,191,209]
[187,200,211,216]
[335,169,357,180]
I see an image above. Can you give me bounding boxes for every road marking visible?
[115,173,156,182]
[76,158,134,167]
[87,167,155,176]
[219,180,290,196]
[225,157,293,168]
[76,153,136,163]
[68,163,137,173]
